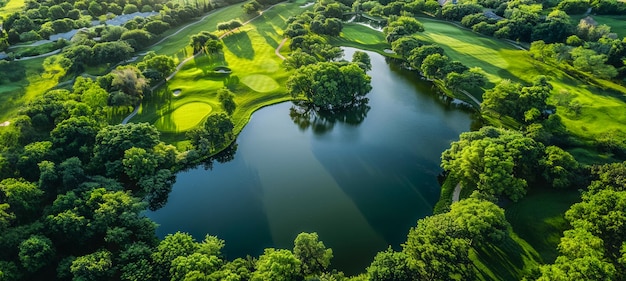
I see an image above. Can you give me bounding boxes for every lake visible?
[146,48,475,274]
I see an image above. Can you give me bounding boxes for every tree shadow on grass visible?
[254,15,279,48]
[223,31,255,60]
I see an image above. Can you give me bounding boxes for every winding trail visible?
[275,38,288,60]
[459,89,481,106]
[452,182,461,203]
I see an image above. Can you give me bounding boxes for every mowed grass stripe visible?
[132,2,310,147]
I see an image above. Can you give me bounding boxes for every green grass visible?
[505,187,581,263]
[471,231,542,281]
[329,23,391,54]
[0,0,23,19]
[130,2,311,148]
[0,58,65,122]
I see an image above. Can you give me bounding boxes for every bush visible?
[123,4,139,14]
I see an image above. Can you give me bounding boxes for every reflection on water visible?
[147,48,474,274]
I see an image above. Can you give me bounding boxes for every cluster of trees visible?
[216,20,243,33]
[287,60,372,110]
[529,35,625,80]
[383,15,488,98]
[368,198,510,280]
[442,126,582,202]
[536,161,626,280]
[284,0,347,38]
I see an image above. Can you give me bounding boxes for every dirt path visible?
[275,38,287,60]
[452,182,461,202]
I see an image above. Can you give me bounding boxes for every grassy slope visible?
[505,188,581,263]
[130,2,311,147]
[411,17,612,279]
[0,58,65,122]
[0,0,23,19]
[414,17,626,156]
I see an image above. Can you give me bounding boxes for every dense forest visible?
[1,0,626,279]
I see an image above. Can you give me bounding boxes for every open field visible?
[130,2,312,146]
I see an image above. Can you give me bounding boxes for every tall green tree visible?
[293,232,333,276]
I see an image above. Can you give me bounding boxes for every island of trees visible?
[0,0,625,279]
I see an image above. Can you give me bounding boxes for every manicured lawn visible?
[0,0,23,19]
[130,2,312,147]
[504,188,581,263]
[329,23,390,53]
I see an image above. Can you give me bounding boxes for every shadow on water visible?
[223,31,255,59]
[288,100,370,135]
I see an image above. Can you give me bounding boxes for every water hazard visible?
[146,48,475,274]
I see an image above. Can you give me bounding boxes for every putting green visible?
[240,74,279,92]
[156,102,212,132]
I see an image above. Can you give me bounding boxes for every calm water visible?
[146,48,474,274]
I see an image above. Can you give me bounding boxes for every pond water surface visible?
[146,48,475,274]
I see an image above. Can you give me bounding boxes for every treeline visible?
[351,0,626,81]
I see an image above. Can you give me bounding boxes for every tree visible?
[448,198,510,244]
[442,3,484,21]
[352,51,372,71]
[121,29,152,49]
[137,52,176,82]
[283,49,318,70]
[144,20,170,35]
[391,37,421,58]
[541,146,581,189]
[122,147,159,181]
[403,214,474,280]
[385,16,424,35]
[367,247,417,281]
[187,113,234,153]
[50,116,100,161]
[445,68,487,94]
[252,249,302,281]
[18,235,55,272]
[91,123,161,177]
[110,66,149,102]
[0,178,43,222]
[170,253,222,280]
[566,189,626,258]
[293,232,333,276]
[408,44,444,69]
[92,41,134,65]
[218,88,237,115]
[420,53,451,80]
[152,232,199,279]
[570,47,618,79]
[70,250,114,281]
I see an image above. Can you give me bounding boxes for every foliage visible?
[293,232,333,276]
[441,126,545,201]
[286,62,372,110]
[252,248,302,281]
[186,113,234,154]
